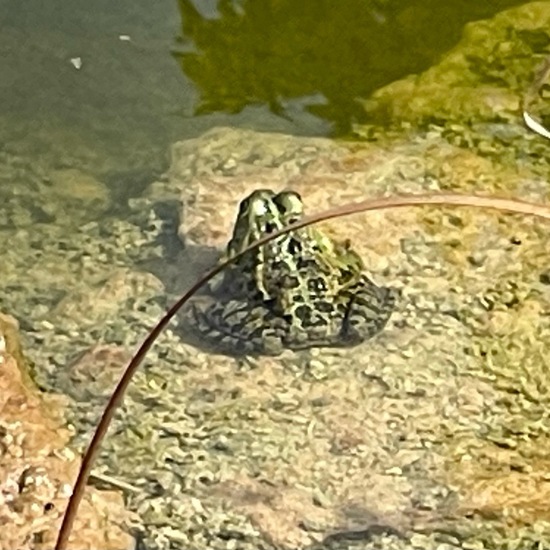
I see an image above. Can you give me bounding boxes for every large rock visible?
[0,313,133,550]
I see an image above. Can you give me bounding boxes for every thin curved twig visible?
[55,192,550,550]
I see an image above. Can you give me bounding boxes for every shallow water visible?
[1,0,527,191]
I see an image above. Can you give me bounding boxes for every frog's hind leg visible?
[340,280,399,344]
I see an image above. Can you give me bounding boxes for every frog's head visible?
[238,189,277,220]
[228,189,282,256]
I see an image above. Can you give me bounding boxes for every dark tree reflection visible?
[173,0,526,134]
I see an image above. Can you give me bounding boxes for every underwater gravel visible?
[2,121,550,550]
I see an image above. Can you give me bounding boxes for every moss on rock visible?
[362,1,550,125]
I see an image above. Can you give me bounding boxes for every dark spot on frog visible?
[308,277,328,293]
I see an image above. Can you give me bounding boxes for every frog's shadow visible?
[131,200,256,355]
[139,231,243,355]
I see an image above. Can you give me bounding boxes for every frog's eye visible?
[274,191,303,218]
[250,200,269,216]
[248,198,278,219]
[241,190,276,216]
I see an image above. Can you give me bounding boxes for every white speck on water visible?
[70,57,82,70]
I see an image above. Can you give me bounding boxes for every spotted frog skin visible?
[190,189,398,355]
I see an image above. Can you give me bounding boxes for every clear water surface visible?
[1,0,528,198]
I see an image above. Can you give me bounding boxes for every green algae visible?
[361,1,550,126]
[173,0,527,133]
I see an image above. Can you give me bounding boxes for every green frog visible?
[190,189,398,355]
